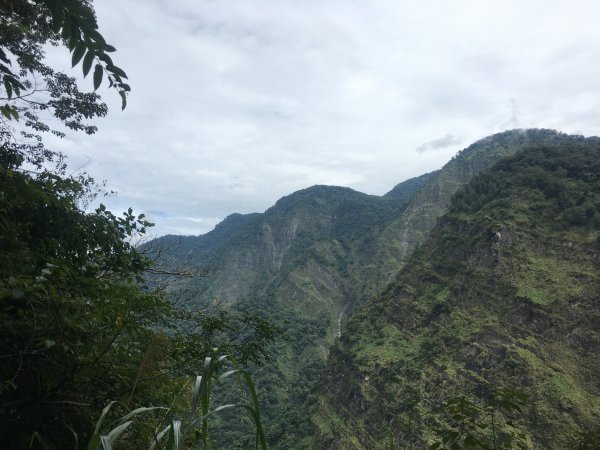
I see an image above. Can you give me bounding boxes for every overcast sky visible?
[48,0,600,236]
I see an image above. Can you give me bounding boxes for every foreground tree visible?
[0,151,278,448]
[1,2,278,447]
[1,4,139,444]
[1,158,163,446]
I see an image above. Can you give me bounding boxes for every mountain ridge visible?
[310,137,600,449]
[146,128,600,448]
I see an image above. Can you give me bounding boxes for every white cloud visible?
[45,0,600,235]
[416,134,463,154]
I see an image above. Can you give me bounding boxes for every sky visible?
[47,0,600,236]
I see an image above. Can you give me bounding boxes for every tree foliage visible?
[0,154,279,448]
[1,0,128,170]
[429,388,529,450]
[0,2,279,448]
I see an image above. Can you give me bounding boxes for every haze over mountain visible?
[6,0,600,447]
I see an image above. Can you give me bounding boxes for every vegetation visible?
[0,1,276,448]
[2,3,599,450]
[311,140,600,449]
[428,389,529,450]
[147,182,431,448]
[0,113,277,449]
[150,129,596,448]
[83,351,268,450]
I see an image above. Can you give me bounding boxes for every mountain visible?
[310,137,600,449]
[147,176,433,446]
[147,128,598,448]
[365,129,591,297]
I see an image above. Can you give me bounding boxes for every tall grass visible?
[88,350,267,450]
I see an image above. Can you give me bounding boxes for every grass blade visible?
[149,425,171,450]
[88,401,117,450]
[191,375,202,415]
[189,404,241,428]
[110,406,167,427]
[241,370,268,450]
[99,421,132,450]
[218,369,240,382]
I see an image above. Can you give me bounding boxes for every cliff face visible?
[151,130,575,339]
[311,140,600,449]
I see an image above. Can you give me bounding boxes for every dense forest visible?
[1,1,600,450]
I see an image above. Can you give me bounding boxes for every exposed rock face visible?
[146,181,432,446]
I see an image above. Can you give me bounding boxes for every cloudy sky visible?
[48,0,600,236]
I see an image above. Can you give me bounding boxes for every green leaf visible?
[0,48,10,64]
[97,53,114,67]
[29,432,52,449]
[149,425,170,450]
[4,79,13,99]
[92,401,117,439]
[61,20,72,41]
[119,90,127,110]
[171,420,181,450]
[99,421,132,450]
[66,424,78,450]
[109,406,166,428]
[71,42,87,67]
[109,65,128,79]
[1,106,10,119]
[218,369,240,382]
[88,29,107,47]
[189,404,240,428]
[82,50,95,77]
[240,370,268,450]
[68,30,79,51]
[191,375,202,415]
[3,75,25,94]
[93,64,103,90]
[45,0,65,32]
[104,45,117,52]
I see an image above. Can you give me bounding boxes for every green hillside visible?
[311,139,600,449]
[148,178,433,447]
[147,129,599,448]
[365,129,594,300]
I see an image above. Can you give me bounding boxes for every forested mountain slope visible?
[311,140,600,449]
[364,129,592,300]
[148,178,433,446]
[148,129,595,447]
